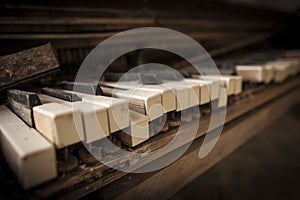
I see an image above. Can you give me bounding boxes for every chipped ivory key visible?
[0,106,57,189]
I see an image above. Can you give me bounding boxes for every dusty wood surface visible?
[23,77,300,199]
[0,43,59,91]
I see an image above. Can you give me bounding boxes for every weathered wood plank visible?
[0,43,59,91]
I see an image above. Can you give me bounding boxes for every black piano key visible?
[140,73,161,85]
[61,81,103,95]
[105,72,162,85]
[42,87,82,102]
[7,89,42,127]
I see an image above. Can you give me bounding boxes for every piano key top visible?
[57,88,129,134]
[38,93,110,143]
[188,77,228,107]
[141,85,176,113]
[185,79,215,104]
[236,65,267,83]
[162,81,200,110]
[101,86,163,121]
[161,82,190,111]
[0,105,57,189]
[72,101,109,143]
[101,81,176,113]
[224,75,243,95]
[33,102,83,149]
[265,59,299,83]
[198,75,235,96]
[74,93,130,133]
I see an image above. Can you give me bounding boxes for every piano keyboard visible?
[0,49,299,190]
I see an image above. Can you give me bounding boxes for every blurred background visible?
[0,0,299,78]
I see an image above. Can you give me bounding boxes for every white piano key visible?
[38,94,109,143]
[221,75,243,95]
[263,65,275,84]
[57,90,130,133]
[217,87,228,108]
[33,102,83,149]
[266,59,299,82]
[236,65,267,83]
[72,101,109,143]
[81,94,129,133]
[200,75,235,95]
[186,79,219,104]
[162,81,199,110]
[101,81,176,113]
[0,106,57,189]
[116,111,150,147]
[186,82,200,107]
[140,85,176,113]
[189,76,228,107]
[102,87,163,121]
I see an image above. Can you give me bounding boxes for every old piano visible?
[0,1,299,199]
